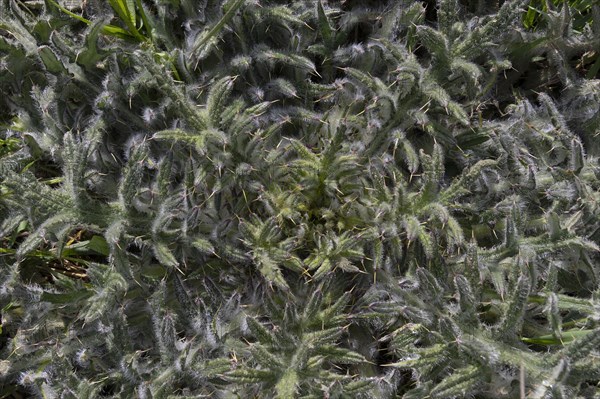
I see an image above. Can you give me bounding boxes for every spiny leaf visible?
[226,367,276,383]
[319,291,351,324]
[389,344,448,369]
[251,344,284,369]
[247,317,279,346]
[153,128,224,153]
[304,327,344,346]
[438,0,460,34]
[191,237,215,255]
[194,358,232,377]
[454,275,479,328]
[259,50,319,75]
[118,141,148,210]
[317,345,366,364]
[16,212,74,259]
[207,76,235,127]
[417,26,449,67]
[153,241,179,268]
[497,273,530,339]
[558,328,600,363]
[275,369,298,399]
[429,366,480,399]
[344,378,375,394]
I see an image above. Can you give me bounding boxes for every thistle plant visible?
[1,0,600,397]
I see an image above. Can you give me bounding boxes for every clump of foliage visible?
[1,0,600,397]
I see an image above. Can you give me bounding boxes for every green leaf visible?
[192,0,245,55]
[38,46,67,74]
[62,235,110,257]
[76,20,108,68]
[135,0,154,40]
[586,53,600,80]
[87,235,111,256]
[101,24,137,40]
[41,289,93,305]
[317,0,334,49]
[108,0,144,40]
[125,0,137,28]
[455,129,491,149]
[47,0,92,25]
[522,329,595,345]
